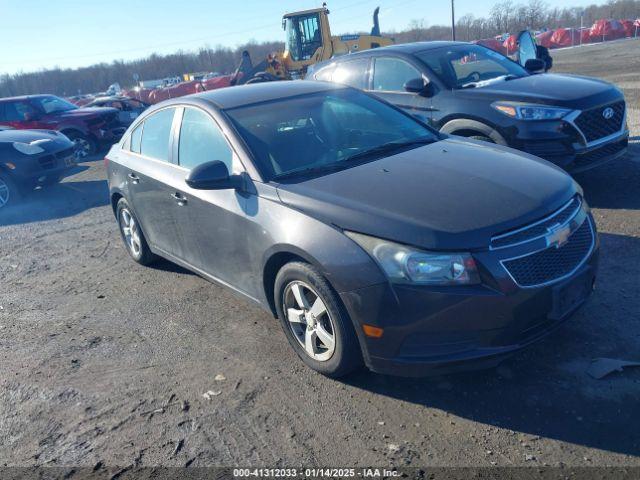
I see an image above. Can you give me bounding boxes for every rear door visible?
[368,56,434,125]
[122,106,188,259]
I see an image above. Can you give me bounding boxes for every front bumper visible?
[8,147,77,188]
[339,214,599,377]
[505,107,628,173]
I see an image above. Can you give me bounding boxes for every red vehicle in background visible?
[0,95,126,157]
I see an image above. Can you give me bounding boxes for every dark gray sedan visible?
[106,81,598,377]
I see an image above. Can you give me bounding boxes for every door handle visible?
[171,192,187,206]
[127,173,140,184]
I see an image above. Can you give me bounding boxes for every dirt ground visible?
[1,39,639,471]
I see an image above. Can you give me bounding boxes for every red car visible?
[0,95,126,157]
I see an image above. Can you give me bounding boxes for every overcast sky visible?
[1,0,603,74]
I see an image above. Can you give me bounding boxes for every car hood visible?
[276,138,578,251]
[455,73,623,109]
[0,129,74,152]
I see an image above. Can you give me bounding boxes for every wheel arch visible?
[262,246,327,318]
[440,118,507,145]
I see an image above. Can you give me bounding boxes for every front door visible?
[173,106,255,291]
[368,56,434,126]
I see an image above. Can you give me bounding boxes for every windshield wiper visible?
[460,74,520,89]
[341,138,435,163]
[274,162,352,181]
[274,138,434,181]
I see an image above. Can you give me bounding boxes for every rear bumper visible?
[339,244,599,377]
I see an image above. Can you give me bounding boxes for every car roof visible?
[174,80,345,110]
[333,41,472,60]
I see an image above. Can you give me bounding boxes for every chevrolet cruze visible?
[106,81,598,377]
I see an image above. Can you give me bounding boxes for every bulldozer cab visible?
[282,7,331,69]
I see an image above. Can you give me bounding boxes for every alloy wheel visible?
[283,281,336,362]
[0,177,10,208]
[73,138,91,158]
[119,208,142,257]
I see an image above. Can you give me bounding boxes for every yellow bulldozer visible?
[232,3,394,84]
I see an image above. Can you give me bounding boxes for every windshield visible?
[284,13,322,62]
[225,88,438,181]
[416,45,528,89]
[34,95,78,114]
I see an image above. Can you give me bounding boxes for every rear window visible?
[139,108,175,162]
[130,123,143,153]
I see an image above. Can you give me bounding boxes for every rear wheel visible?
[274,261,362,377]
[65,131,96,159]
[116,198,156,265]
[0,173,21,209]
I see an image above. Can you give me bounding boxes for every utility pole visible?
[451,0,456,41]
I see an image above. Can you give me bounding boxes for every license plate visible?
[549,271,593,320]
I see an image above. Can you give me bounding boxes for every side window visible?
[313,64,335,82]
[331,58,370,89]
[178,108,232,171]
[2,101,35,121]
[130,123,143,153]
[140,108,175,162]
[372,57,422,92]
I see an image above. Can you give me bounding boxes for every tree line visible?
[1,0,638,97]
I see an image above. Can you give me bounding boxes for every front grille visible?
[38,155,56,169]
[573,140,627,169]
[502,218,594,287]
[491,196,581,249]
[573,101,625,143]
[522,140,571,159]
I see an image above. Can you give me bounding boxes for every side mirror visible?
[524,58,546,73]
[185,160,241,190]
[403,77,430,95]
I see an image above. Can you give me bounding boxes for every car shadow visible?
[148,258,195,276]
[343,231,640,457]
[574,141,640,210]
[0,178,109,227]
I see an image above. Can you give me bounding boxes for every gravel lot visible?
[1,39,639,471]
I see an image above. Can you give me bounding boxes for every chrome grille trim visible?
[565,102,627,148]
[499,216,596,289]
[490,196,582,251]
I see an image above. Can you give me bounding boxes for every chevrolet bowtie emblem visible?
[546,223,572,249]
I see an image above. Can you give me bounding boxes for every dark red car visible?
[0,95,126,157]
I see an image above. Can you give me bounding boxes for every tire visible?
[274,261,362,377]
[116,198,156,265]
[65,131,96,159]
[468,135,495,143]
[0,173,22,209]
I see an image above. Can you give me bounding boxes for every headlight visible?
[345,231,480,286]
[13,142,45,155]
[492,102,572,121]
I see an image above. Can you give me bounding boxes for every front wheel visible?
[274,262,362,377]
[0,173,21,209]
[116,198,156,265]
[65,131,96,159]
